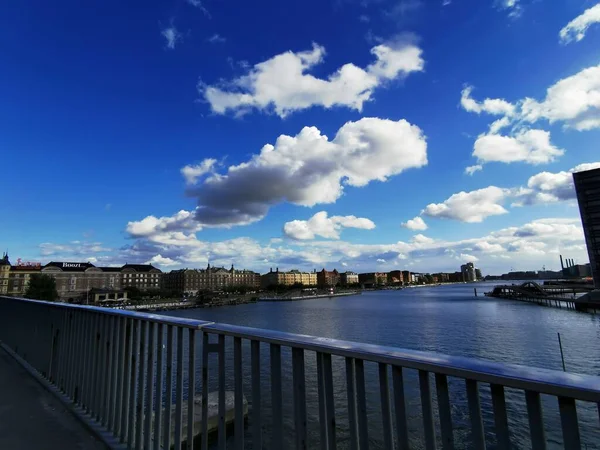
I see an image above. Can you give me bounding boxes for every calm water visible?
[165,282,600,449]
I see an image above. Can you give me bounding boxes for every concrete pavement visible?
[0,349,107,450]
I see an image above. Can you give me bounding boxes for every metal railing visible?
[1,295,599,449]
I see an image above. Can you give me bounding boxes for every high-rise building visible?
[574,167,600,288]
[461,262,477,282]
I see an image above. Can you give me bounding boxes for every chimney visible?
[560,255,564,271]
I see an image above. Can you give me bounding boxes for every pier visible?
[485,281,600,313]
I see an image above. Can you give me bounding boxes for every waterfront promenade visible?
[0,348,106,449]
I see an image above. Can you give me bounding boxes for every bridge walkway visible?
[0,348,107,450]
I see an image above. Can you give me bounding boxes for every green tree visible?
[124,286,142,301]
[25,274,59,301]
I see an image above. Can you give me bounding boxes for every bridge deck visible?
[0,348,106,450]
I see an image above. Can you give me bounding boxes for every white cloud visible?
[161,26,182,50]
[145,254,178,267]
[465,165,483,176]
[181,159,217,185]
[127,210,203,239]
[473,129,564,165]
[495,0,522,18]
[422,186,509,223]
[464,64,600,133]
[512,162,600,205]
[283,211,375,240]
[186,0,210,16]
[460,86,515,116]
[520,64,600,131]
[474,241,504,253]
[560,3,600,44]
[459,253,478,262]
[183,117,427,226]
[115,213,587,274]
[462,64,600,170]
[401,216,428,230]
[411,234,435,244]
[207,34,226,44]
[200,39,424,117]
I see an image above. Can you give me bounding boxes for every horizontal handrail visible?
[4,296,600,402]
[204,322,600,402]
[3,296,214,329]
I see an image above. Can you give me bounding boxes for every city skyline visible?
[2,1,600,274]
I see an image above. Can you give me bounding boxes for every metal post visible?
[558,332,566,372]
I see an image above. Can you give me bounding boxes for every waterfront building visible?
[260,268,317,288]
[42,262,110,301]
[163,264,260,295]
[121,264,161,290]
[358,272,388,287]
[387,270,406,285]
[574,167,600,288]
[402,270,411,284]
[317,268,340,287]
[339,271,359,286]
[5,257,43,296]
[0,253,10,295]
[461,262,477,282]
[432,272,450,283]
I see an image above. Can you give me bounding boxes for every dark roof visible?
[99,267,122,272]
[44,262,96,272]
[122,264,161,273]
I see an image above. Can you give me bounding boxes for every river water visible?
[165,282,600,449]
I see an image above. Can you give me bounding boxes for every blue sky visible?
[2,0,600,274]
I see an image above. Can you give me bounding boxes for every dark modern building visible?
[573,167,600,288]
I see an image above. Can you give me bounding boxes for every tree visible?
[124,286,142,301]
[25,274,59,301]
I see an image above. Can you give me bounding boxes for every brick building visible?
[317,268,340,287]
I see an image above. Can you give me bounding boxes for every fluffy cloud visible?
[520,64,600,131]
[560,3,600,44]
[473,129,564,165]
[411,234,435,244]
[145,254,178,267]
[115,217,586,274]
[495,0,521,18]
[127,210,203,240]
[181,159,217,185]
[200,39,424,117]
[284,211,376,240]
[422,186,509,223]
[513,162,600,205]
[460,86,515,116]
[465,164,483,176]
[401,216,428,230]
[462,63,600,170]
[161,27,182,50]
[183,117,427,226]
[464,64,600,133]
